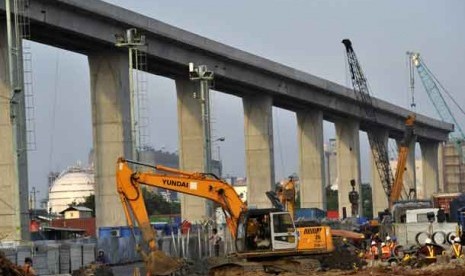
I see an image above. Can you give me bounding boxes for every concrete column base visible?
[176,78,208,222]
[420,141,439,199]
[335,118,361,218]
[89,51,132,230]
[243,94,274,209]
[297,109,325,210]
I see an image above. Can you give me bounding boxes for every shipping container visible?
[432,192,462,216]
[295,208,326,220]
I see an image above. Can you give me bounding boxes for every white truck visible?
[393,208,457,247]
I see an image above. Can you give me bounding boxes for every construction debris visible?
[71,263,114,276]
[0,251,26,276]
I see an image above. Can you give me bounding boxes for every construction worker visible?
[423,238,437,262]
[385,236,392,251]
[451,237,463,259]
[380,242,391,261]
[370,240,379,260]
[22,257,37,276]
[391,236,399,256]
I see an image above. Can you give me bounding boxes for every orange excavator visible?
[116,158,335,275]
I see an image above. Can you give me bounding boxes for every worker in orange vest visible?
[380,242,391,261]
[451,237,463,259]
[370,240,379,260]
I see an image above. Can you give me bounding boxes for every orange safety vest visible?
[381,245,391,259]
[426,245,436,259]
[453,244,463,258]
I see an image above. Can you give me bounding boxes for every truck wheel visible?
[446,232,456,245]
[392,245,404,258]
[432,231,446,245]
[415,231,429,245]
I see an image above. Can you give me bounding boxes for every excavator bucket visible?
[144,250,184,276]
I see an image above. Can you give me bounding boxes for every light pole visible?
[115,28,146,160]
[188,63,214,173]
[189,63,215,218]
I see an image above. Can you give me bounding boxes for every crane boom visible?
[408,52,465,162]
[342,39,394,198]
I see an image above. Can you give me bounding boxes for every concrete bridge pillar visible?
[297,109,325,210]
[335,118,361,218]
[0,23,29,240]
[89,51,132,231]
[370,129,389,216]
[175,78,208,222]
[396,139,416,198]
[243,94,274,209]
[420,141,439,199]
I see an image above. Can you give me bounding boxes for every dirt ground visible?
[230,264,465,276]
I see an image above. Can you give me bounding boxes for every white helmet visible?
[425,238,432,244]
[454,237,461,243]
[386,236,391,241]
[371,241,376,245]
[381,242,386,246]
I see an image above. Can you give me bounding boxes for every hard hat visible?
[386,236,391,241]
[455,237,461,243]
[392,236,397,241]
[381,242,386,246]
[371,241,376,245]
[425,238,432,244]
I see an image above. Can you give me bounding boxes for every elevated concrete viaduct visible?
[0,0,453,238]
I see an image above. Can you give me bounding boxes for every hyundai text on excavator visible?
[116,157,335,275]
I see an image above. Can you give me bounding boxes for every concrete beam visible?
[297,109,325,210]
[420,141,439,199]
[176,78,208,221]
[370,129,389,216]
[89,51,132,231]
[335,119,361,218]
[243,95,274,209]
[0,0,453,142]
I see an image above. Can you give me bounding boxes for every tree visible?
[141,188,180,215]
[71,194,96,217]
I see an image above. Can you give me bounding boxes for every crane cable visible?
[421,61,465,117]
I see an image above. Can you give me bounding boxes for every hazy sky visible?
[26,0,465,202]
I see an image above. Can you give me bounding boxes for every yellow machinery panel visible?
[296,226,334,252]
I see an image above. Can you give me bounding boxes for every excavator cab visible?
[235,209,298,254]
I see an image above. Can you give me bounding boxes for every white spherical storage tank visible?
[48,165,94,214]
